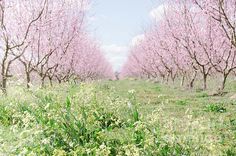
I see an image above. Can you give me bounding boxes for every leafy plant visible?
[0,105,13,126]
[204,103,227,113]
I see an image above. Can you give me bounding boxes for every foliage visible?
[204,103,227,113]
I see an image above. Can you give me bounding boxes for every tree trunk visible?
[49,77,53,87]
[220,73,229,91]
[56,76,62,84]
[40,73,45,88]
[26,71,31,89]
[161,75,165,83]
[41,78,45,88]
[1,76,7,95]
[1,59,7,95]
[189,71,197,89]
[166,73,170,84]
[170,72,175,84]
[203,74,207,90]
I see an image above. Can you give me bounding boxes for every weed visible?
[204,103,227,113]
[0,80,236,155]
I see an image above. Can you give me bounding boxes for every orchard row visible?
[0,0,113,94]
[121,0,236,91]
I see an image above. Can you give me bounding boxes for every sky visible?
[88,0,164,71]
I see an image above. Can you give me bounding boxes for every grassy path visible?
[98,80,236,155]
[0,80,235,155]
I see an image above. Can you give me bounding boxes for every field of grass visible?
[0,79,236,155]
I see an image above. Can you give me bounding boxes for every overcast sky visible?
[89,0,164,71]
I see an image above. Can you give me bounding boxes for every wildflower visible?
[95,143,111,156]
[44,103,50,110]
[128,101,132,109]
[86,148,92,154]
[53,149,66,156]
[42,138,50,145]
[128,89,136,94]
[123,145,140,156]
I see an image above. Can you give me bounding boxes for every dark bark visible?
[220,73,229,91]
[49,77,53,87]
[58,79,62,84]
[189,71,197,89]
[166,73,170,84]
[1,77,7,95]
[203,74,207,90]
[1,51,7,95]
[26,71,31,89]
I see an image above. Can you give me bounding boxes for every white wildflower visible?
[42,138,50,145]
[128,89,136,94]
[127,101,132,109]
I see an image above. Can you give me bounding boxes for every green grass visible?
[0,79,236,155]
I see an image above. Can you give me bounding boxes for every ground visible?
[0,79,236,155]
